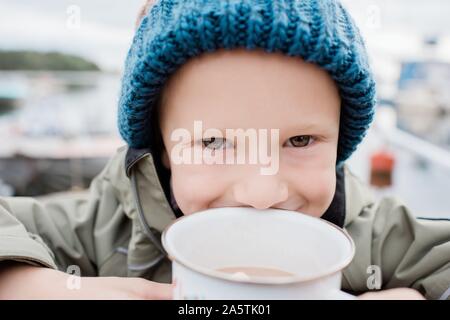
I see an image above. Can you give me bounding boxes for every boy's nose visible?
[232,176,289,210]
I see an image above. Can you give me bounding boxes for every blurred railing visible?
[389,128,450,171]
[375,106,450,171]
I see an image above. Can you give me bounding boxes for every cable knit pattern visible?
[118,0,376,165]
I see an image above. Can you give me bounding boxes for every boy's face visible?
[159,49,340,218]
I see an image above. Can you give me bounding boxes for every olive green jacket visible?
[0,146,449,299]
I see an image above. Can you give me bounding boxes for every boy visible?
[0,0,448,299]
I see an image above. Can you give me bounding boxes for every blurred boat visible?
[394,36,450,151]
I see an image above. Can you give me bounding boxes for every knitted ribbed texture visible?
[118,0,376,165]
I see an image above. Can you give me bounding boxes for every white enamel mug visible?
[162,207,355,300]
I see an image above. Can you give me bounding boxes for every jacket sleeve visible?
[0,152,124,276]
[343,196,450,300]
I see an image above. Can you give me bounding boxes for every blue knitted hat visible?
[118,0,376,165]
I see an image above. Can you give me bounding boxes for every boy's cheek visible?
[170,170,225,215]
[292,168,336,218]
[315,180,337,217]
[319,170,337,214]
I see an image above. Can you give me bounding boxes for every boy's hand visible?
[75,275,173,300]
[0,262,173,300]
[358,288,425,300]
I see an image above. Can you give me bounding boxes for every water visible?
[0,71,122,139]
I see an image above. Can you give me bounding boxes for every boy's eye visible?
[202,137,232,150]
[285,135,314,148]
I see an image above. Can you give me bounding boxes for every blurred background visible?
[0,0,449,218]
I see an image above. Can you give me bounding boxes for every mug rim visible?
[162,207,355,285]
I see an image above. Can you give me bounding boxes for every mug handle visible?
[324,289,356,300]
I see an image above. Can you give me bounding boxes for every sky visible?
[1,0,449,71]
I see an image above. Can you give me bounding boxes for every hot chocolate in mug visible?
[162,207,355,299]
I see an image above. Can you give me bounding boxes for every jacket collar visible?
[343,165,375,226]
[125,147,177,233]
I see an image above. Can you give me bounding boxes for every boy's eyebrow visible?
[286,123,322,131]
[286,122,341,135]
[192,123,332,134]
